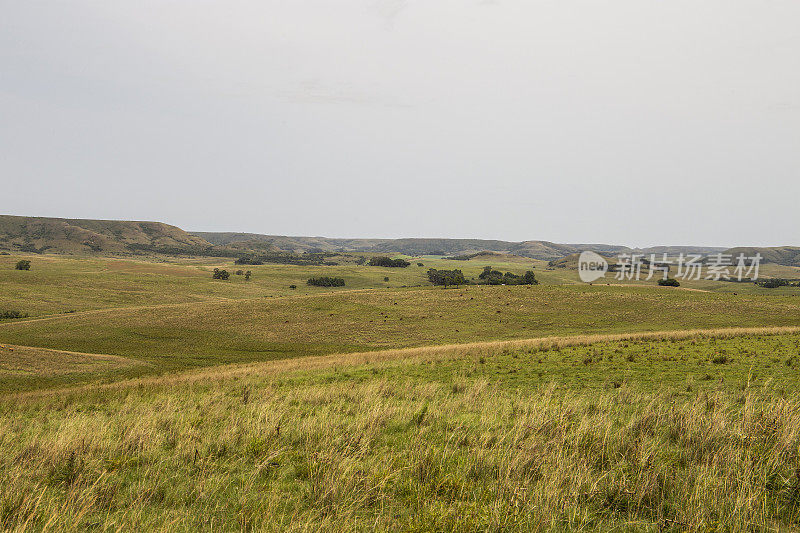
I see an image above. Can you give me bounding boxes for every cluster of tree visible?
[477,266,538,285]
[427,268,467,288]
[212,268,230,280]
[233,270,252,280]
[756,278,800,288]
[368,257,411,268]
[658,278,681,287]
[307,276,345,287]
[15,260,31,271]
[124,244,340,265]
[126,243,222,256]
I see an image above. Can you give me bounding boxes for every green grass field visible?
[2,330,800,530]
[1,253,800,530]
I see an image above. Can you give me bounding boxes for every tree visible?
[245,271,252,281]
[384,276,389,282]
[479,266,502,280]
[212,268,230,280]
[521,271,538,285]
[15,260,31,271]
[658,278,680,287]
[235,270,244,276]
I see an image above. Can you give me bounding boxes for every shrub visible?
[15,260,31,271]
[384,277,389,282]
[658,278,680,287]
[235,270,244,276]
[289,285,297,290]
[245,271,252,281]
[417,262,424,267]
[307,277,345,287]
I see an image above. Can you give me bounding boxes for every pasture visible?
[1,253,800,530]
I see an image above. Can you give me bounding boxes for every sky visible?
[2,1,798,247]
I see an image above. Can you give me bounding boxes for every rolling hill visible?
[0,215,211,254]
[1,215,781,263]
[722,246,800,267]
[192,231,728,261]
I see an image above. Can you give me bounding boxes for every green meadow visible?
[1,252,800,530]
[2,331,800,530]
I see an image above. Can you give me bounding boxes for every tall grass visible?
[1,334,800,530]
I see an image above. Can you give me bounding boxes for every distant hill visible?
[192,231,728,261]
[2,215,781,263]
[722,246,800,267]
[548,252,616,269]
[192,232,622,260]
[0,215,211,254]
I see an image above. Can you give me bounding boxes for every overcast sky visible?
[2,1,798,247]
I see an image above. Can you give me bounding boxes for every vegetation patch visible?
[306,276,345,287]
[368,256,411,268]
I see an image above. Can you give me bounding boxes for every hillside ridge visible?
[5,215,795,264]
[0,215,211,254]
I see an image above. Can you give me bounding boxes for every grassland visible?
[2,252,800,530]
[2,253,800,391]
[2,330,800,531]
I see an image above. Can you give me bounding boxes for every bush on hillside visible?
[15,260,31,271]
[658,278,680,287]
[307,277,345,287]
[212,268,230,280]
